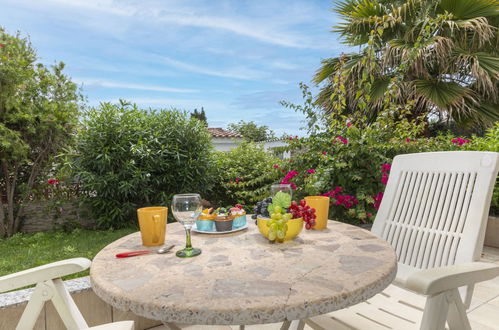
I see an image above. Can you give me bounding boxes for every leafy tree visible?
[315,0,499,130]
[191,107,207,124]
[227,120,276,142]
[0,28,82,236]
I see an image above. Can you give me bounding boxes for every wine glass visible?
[172,193,202,258]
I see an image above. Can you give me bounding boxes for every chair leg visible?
[420,291,450,330]
[281,320,305,330]
[16,282,51,330]
[49,278,88,329]
[447,289,471,330]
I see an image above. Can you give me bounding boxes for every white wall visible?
[212,138,244,152]
[212,138,290,159]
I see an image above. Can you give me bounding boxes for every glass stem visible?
[185,228,192,249]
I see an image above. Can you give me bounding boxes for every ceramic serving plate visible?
[191,223,248,234]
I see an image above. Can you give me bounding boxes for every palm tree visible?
[315,0,498,129]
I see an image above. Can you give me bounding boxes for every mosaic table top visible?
[90,218,397,325]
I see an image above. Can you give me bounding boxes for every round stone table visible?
[90,219,397,326]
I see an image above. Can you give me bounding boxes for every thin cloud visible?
[34,0,333,49]
[156,56,266,80]
[75,78,198,93]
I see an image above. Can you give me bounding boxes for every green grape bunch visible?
[266,205,292,241]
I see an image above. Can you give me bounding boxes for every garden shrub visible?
[208,142,283,210]
[277,82,499,224]
[74,101,214,228]
[276,123,498,224]
[463,122,499,215]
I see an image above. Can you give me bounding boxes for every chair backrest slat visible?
[371,152,499,282]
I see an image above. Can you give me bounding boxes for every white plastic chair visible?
[299,151,499,330]
[0,258,134,330]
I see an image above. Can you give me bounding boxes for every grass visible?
[0,228,136,280]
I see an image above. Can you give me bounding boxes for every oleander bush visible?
[73,101,215,228]
[208,142,283,210]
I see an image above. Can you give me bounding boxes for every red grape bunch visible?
[288,200,316,230]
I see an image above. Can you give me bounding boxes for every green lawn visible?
[0,228,136,280]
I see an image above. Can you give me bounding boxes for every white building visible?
[208,128,244,152]
[208,128,290,158]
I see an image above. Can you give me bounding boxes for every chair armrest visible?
[406,262,499,296]
[0,258,91,293]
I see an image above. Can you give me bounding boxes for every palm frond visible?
[438,0,499,19]
[414,79,473,109]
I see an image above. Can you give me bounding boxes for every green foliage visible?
[0,228,135,280]
[208,142,283,209]
[280,84,499,223]
[0,28,82,236]
[463,122,499,214]
[268,191,291,214]
[315,0,499,131]
[73,101,214,228]
[227,120,276,142]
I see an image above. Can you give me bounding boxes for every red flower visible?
[381,173,389,185]
[47,178,59,185]
[335,136,348,144]
[273,164,279,168]
[405,138,411,143]
[451,138,471,146]
[346,122,352,127]
[0,43,5,48]
[322,151,327,155]
[235,204,243,209]
[306,169,315,174]
[381,163,391,172]
[367,213,373,217]
[372,192,384,210]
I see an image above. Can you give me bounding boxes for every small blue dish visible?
[196,219,214,231]
[232,214,247,229]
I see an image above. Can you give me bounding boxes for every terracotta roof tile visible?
[207,127,244,138]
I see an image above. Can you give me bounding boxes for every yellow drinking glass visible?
[304,196,330,230]
[137,207,168,246]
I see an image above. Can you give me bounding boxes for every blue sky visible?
[0,0,346,136]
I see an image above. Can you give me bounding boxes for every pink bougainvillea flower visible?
[451,138,471,146]
[322,151,327,155]
[287,137,293,140]
[381,173,389,185]
[322,187,357,209]
[367,213,373,217]
[47,178,59,185]
[306,169,315,174]
[235,178,242,182]
[273,164,279,168]
[381,163,391,172]
[335,136,348,144]
[405,138,411,143]
[372,192,384,210]
[290,183,297,190]
[346,122,352,127]
[281,170,299,186]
